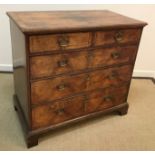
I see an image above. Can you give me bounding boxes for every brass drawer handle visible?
[58,35,69,48]
[85,75,90,81]
[49,105,64,115]
[115,31,123,42]
[88,53,94,60]
[58,59,68,67]
[103,96,113,102]
[57,84,66,91]
[108,71,118,80]
[56,108,65,115]
[111,52,120,59]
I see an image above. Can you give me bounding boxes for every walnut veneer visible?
[7,10,147,148]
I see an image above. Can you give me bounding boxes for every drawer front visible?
[85,85,128,113]
[30,50,88,79]
[88,65,132,90]
[30,46,136,79]
[90,46,137,68]
[29,32,92,53]
[31,73,87,105]
[95,29,141,46]
[32,95,85,129]
[32,84,128,129]
[31,65,132,105]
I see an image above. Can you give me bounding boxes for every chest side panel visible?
[10,20,30,125]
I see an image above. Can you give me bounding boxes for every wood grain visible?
[7,10,147,34]
[30,46,137,79]
[32,95,85,129]
[95,29,141,46]
[32,84,128,129]
[30,50,88,79]
[29,32,92,53]
[85,85,128,113]
[31,65,132,105]
[90,45,137,68]
[8,10,147,148]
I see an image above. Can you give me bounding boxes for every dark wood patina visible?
[7,10,147,148]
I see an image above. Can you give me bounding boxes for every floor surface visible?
[0,73,155,150]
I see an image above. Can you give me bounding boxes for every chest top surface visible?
[7,10,147,34]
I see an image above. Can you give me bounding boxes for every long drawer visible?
[30,46,137,79]
[31,65,132,105]
[32,84,128,129]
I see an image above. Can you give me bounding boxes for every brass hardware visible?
[49,104,56,110]
[58,59,68,67]
[103,96,113,102]
[56,108,65,115]
[88,53,94,59]
[108,71,118,80]
[58,35,69,48]
[57,84,66,91]
[53,102,65,115]
[86,75,90,81]
[115,31,123,42]
[111,52,120,59]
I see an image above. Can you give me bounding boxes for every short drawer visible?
[95,29,141,46]
[30,50,88,79]
[31,65,132,105]
[29,32,92,53]
[85,85,128,113]
[32,95,85,129]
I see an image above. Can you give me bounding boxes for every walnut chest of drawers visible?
[7,10,147,148]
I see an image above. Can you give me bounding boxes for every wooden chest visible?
[7,10,147,148]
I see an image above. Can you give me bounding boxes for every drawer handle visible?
[108,72,118,80]
[103,96,113,102]
[58,35,69,48]
[85,75,91,81]
[58,59,68,67]
[115,31,123,42]
[57,84,66,91]
[111,52,120,59]
[56,108,65,115]
[88,53,94,59]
